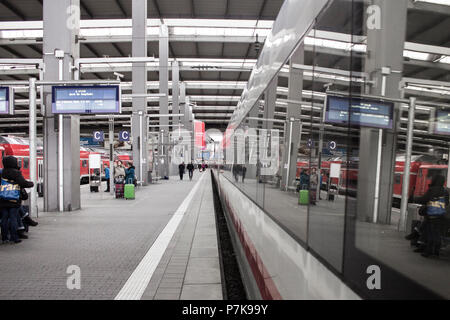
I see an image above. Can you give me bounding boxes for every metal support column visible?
[109,116,114,195]
[357,0,408,223]
[399,97,415,231]
[28,77,38,217]
[43,0,80,212]
[159,24,169,178]
[172,60,180,126]
[131,0,148,185]
[264,77,277,131]
[281,44,304,190]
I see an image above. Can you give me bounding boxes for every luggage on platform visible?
[124,184,135,200]
[115,183,124,199]
[299,190,309,205]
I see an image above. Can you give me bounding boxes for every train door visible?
[37,159,44,197]
[37,159,44,183]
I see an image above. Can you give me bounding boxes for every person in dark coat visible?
[0,156,34,244]
[179,162,186,180]
[187,162,195,181]
[125,163,136,185]
[241,165,247,183]
[411,175,449,257]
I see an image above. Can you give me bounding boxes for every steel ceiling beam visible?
[80,0,94,18]
[0,0,26,20]
[115,0,127,17]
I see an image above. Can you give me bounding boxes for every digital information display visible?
[434,110,450,135]
[0,87,12,115]
[52,85,121,114]
[325,95,394,129]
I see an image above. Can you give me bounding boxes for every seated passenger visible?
[0,156,34,244]
[409,175,449,257]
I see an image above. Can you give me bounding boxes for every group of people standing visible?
[0,156,38,244]
[298,168,321,204]
[232,164,247,183]
[178,161,207,181]
[104,160,136,192]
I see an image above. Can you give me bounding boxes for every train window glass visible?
[214,0,449,299]
[427,168,446,180]
[221,102,262,205]
[17,158,22,169]
[23,158,29,169]
[82,160,88,168]
[344,0,450,299]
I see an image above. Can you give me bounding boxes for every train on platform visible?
[0,135,133,188]
[296,154,448,206]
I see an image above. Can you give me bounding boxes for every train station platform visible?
[0,171,222,300]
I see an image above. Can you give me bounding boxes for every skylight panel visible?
[414,0,450,5]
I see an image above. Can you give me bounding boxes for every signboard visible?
[0,87,13,115]
[307,139,314,148]
[80,137,101,147]
[119,130,130,142]
[93,131,104,142]
[434,110,450,135]
[330,163,341,179]
[89,153,101,169]
[52,85,121,114]
[325,95,394,129]
[194,121,206,150]
[328,141,337,151]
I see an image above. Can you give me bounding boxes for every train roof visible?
[0,136,43,148]
[395,154,439,163]
[419,164,448,169]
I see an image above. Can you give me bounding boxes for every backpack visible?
[0,178,20,202]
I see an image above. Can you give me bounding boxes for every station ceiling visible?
[0,0,450,152]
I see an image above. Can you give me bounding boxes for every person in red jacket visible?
[0,156,34,244]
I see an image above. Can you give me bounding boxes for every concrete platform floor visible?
[0,170,221,300]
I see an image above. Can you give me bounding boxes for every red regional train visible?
[296,154,448,205]
[0,135,131,186]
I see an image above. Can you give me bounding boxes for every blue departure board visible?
[325,95,394,129]
[0,87,11,115]
[434,110,450,135]
[52,85,120,114]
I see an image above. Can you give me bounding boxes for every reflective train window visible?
[216,0,450,299]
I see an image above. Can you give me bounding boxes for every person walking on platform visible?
[179,162,186,180]
[104,166,110,192]
[0,156,34,244]
[187,162,195,181]
[125,162,136,185]
[242,165,247,183]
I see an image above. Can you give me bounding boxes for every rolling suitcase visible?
[115,183,124,198]
[299,190,309,205]
[124,184,135,200]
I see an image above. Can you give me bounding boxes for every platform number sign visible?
[307,139,314,148]
[119,131,129,142]
[93,131,104,142]
[328,141,337,151]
